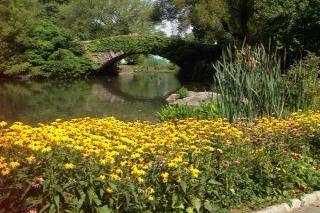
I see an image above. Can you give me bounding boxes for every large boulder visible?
[166,91,220,107]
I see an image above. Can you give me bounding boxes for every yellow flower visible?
[147,195,154,201]
[1,168,10,176]
[137,177,144,183]
[99,175,106,181]
[147,187,155,194]
[188,166,200,178]
[161,172,169,183]
[106,187,113,193]
[216,148,223,154]
[131,165,146,177]
[26,155,36,164]
[64,163,74,170]
[9,161,20,169]
[0,121,7,128]
[110,173,121,181]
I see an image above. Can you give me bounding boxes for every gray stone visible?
[301,193,319,207]
[254,203,291,213]
[288,199,302,211]
[294,200,320,213]
[166,94,180,103]
[166,91,220,107]
[312,191,320,200]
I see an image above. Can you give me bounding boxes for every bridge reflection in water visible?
[0,72,181,124]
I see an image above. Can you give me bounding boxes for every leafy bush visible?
[177,87,188,98]
[0,110,320,212]
[0,19,94,79]
[157,102,219,121]
[3,62,32,76]
[285,53,320,110]
[134,55,179,72]
[42,49,94,79]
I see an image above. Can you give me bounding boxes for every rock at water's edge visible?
[166,91,220,107]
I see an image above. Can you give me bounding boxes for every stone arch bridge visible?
[83,35,221,81]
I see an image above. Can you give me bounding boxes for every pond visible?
[0,72,183,124]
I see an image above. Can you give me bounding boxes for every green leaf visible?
[204,200,215,213]
[87,187,102,206]
[180,181,187,193]
[172,193,178,208]
[208,179,223,186]
[99,188,105,197]
[76,193,86,210]
[54,195,60,212]
[186,207,194,213]
[109,182,117,190]
[191,197,201,213]
[96,205,112,213]
[48,204,56,213]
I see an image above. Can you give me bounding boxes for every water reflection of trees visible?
[0,73,180,124]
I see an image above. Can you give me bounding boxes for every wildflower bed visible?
[0,110,320,212]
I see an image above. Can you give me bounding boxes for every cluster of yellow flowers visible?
[0,109,319,183]
[0,117,241,181]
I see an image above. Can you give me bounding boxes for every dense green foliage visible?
[214,46,320,121]
[0,0,94,79]
[176,87,188,98]
[285,54,320,110]
[255,0,320,56]
[214,45,285,121]
[133,55,178,72]
[57,0,154,40]
[152,0,320,59]
[157,102,219,122]
[0,0,155,79]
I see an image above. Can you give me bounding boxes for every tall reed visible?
[213,45,285,121]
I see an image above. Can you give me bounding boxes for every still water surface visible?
[0,72,181,124]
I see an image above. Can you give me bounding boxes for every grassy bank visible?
[1,110,320,212]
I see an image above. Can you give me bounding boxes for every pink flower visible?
[31,177,44,189]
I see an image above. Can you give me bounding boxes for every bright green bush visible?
[157,102,219,121]
[177,87,188,98]
[134,55,179,72]
[42,49,94,79]
[0,19,94,79]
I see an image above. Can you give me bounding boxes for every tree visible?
[57,0,154,40]
[0,0,94,78]
[152,0,255,44]
[0,0,38,63]
[255,0,320,56]
[152,0,320,57]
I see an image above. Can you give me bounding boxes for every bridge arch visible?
[84,35,221,81]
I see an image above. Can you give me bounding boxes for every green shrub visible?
[3,62,32,76]
[285,53,320,110]
[40,49,94,79]
[177,87,188,98]
[1,20,94,79]
[157,102,219,121]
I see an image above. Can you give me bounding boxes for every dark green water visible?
[0,72,181,124]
